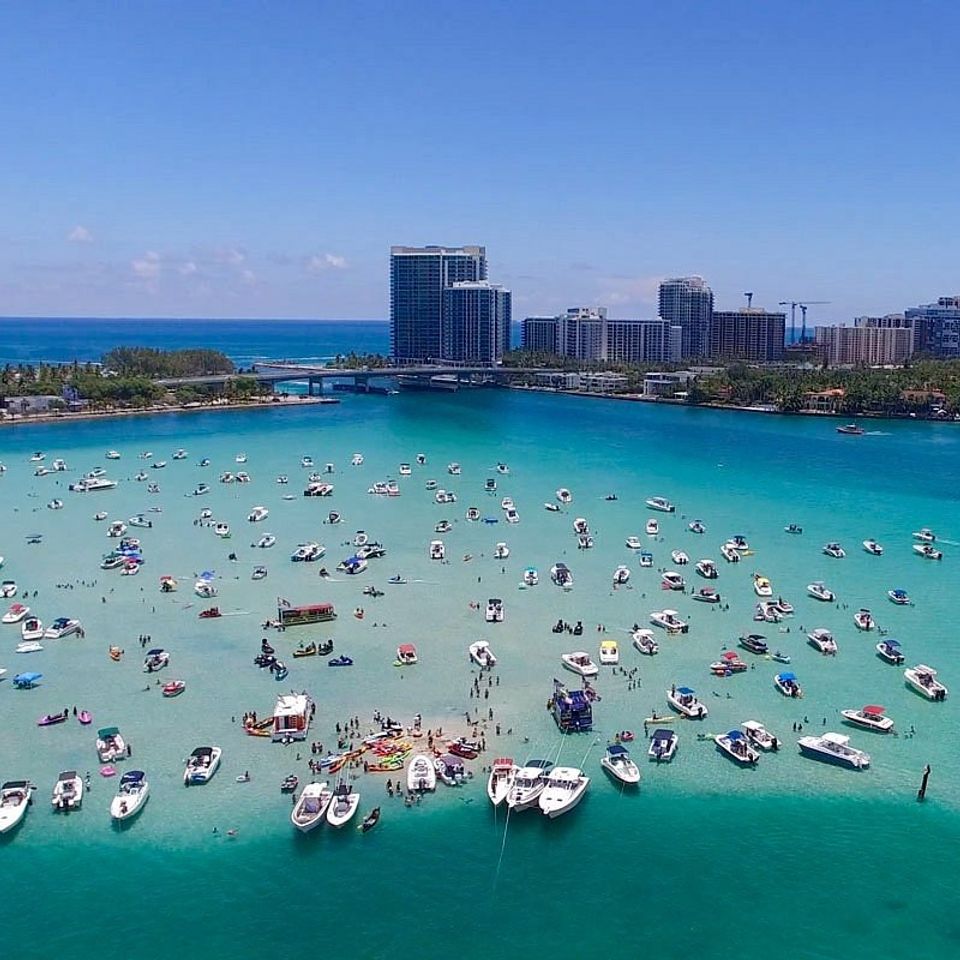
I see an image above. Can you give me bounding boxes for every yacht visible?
[807,628,838,655]
[688,519,706,534]
[447,462,461,476]
[667,686,707,718]
[719,542,741,563]
[715,730,760,766]
[0,780,33,833]
[69,476,118,492]
[807,581,836,602]
[913,528,936,543]
[550,563,573,587]
[646,496,675,513]
[291,782,333,832]
[798,733,870,769]
[556,488,573,504]
[645,519,659,536]
[539,767,590,818]
[670,550,689,566]
[876,638,905,665]
[429,539,445,560]
[613,564,630,585]
[648,729,678,762]
[904,664,948,700]
[774,672,803,698]
[638,551,654,568]
[110,771,150,821]
[822,542,846,559]
[326,781,361,827]
[183,746,222,785]
[649,609,687,633]
[841,705,894,733]
[506,759,553,810]
[522,567,539,586]
[741,720,780,751]
[661,571,685,591]
[255,534,277,549]
[561,651,598,678]
[913,543,943,560]
[632,628,659,655]
[753,574,773,597]
[600,744,641,785]
[862,539,884,556]
[51,771,84,811]
[469,640,497,669]
[406,754,437,793]
[485,598,504,623]
[888,589,911,606]
[494,542,509,560]
[247,506,269,522]
[853,609,875,631]
[44,617,81,639]
[625,535,643,550]
[599,639,619,665]
[487,758,518,806]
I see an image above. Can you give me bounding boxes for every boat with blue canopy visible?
[12,672,42,689]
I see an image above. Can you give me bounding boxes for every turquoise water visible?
[2,387,960,959]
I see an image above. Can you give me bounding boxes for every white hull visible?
[326,791,360,828]
[406,755,437,792]
[110,782,150,821]
[291,782,332,832]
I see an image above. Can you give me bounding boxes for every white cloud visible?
[213,247,246,265]
[179,261,198,276]
[598,275,663,309]
[306,252,348,273]
[241,269,256,285]
[68,225,94,243]
[131,250,162,279]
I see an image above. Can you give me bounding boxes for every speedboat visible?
[863,539,884,556]
[888,589,911,606]
[667,686,707,718]
[251,566,268,581]
[435,519,453,534]
[836,423,865,435]
[730,535,750,552]
[429,540,445,561]
[645,519,659,536]
[110,771,150,821]
[648,729,678,762]
[561,651,598,677]
[108,520,127,538]
[639,551,654,568]
[173,449,187,460]
[904,664,948,701]
[162,680,186,697]
[913,543,943,560]
[710,651,748,676]
[183,746,222,785]
[688,519,706,535]
[192,483,210,496]
[106,450,121,460]
[151,460,166,470]
[447,462,461,476]
[143,648,169,672]
[556,488,573,504]
[741,721,779,751]
[255,534,276,549]
[572,517,589,535]
[613,565,630,585]
[671,550,689,566]
[500,497,514,511]
[29,452,45,462]
[798,733,870,769]
[21,617,44,641]
[469,640,497,668]
[807,581,835,602]
[0,781,33,833]
[876,638,905,665]
[774,672,803,698]
[47,499,64,510]
[853,608,875,631]
[625,536,643,550]
[395,644,418,666]
[784,523,803,535]
[661,571,685,591]
[693,587,721,604]
[822,542,846,559]
[337,556,368,575]
[407,754,437,793]
[715,730,760,766]
[650,609,687,633]
[291,542,324,562]
[0,580,17,599]
[291,782,333,832]
[807,628,838,655]
[599,639,619,664]
[96,727,126,762]
[51,771,83,811]
[696,559,718,579]
[913,528,936,543]
[494,542,509,560]
[505,507,520,524]
[435,754,467,787]
[632,629,659,656]
[351,453,364,466]
[43,617,81,639]
[544,502,560,513]
[214,522,231,538]
[753,574,773,597]
[235,454,247,464]
[485,598,504,623]
[522,567,539,586]
[841,705,894,733]
[506,759,553,810]
[128,515,152,529]
[539,767,589,818]
[646,496,675,513]
[326,781,360,827]
[550,563,573,587]
[600,744,641,785]
[194,580,217,599]
[719,542,741,563]
[247,506,269,523]
[487,758,518,806]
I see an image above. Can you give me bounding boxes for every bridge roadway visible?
[155,363,558,388]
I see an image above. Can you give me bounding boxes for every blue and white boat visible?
[797,732,870,769]
[715,730,760,765]
[876,638,905,665]
[774,672,802,697]
[110,770,150,821]
[648,728,678,762]
[600,744,640,784]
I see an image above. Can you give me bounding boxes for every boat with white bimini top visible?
[904,664,948,700]
[841,705,894,733]
[632,628,659,656]
[671,550,689,566]
[52,771,83,811]
[0,780,33,833]
[248,506,269,522]
[468,640,497,668]
[649,610,688,633]
[741,721,779,751]
[646,496,675,513]
[667,686,707,718]
[853,609,875,631]
[429,540,445,561]
[913,543,943,560]
[494,542,509,559]
[600,744,640,785]
[625,536,643,550]
[110,770,150,821]
[913,528,936,543]
[506,759,553,810]
[561,651,598,678]
[798,732,870,769]
[487,758,518,806]
[539,766,589,818]
[823,542,846,559]
[522,567,539,586]
[807,628,838,655]
[183,746,222,785]
[807,581,835,602]
[863,539,884,556]
[291,782,332,832]
[407,754,437,793]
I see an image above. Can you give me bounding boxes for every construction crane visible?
[779,300,830,344]
[744,292,754,309]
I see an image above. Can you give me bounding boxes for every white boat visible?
[719,542,741,563]
[913,543,943,560]
[3,603,30,623]
[500,497,514,511]
[144,648,170,672]
[255,534,277,549]
[522,567,538,586]
[807,581,835,602]
[646,496,675,513]
[625,535,643,550]
[214,522,231,538]
[539,767,589,818]
[544,502,560,513]
[807,628,838,654]
[561,651,598,677]
[753,574,773,597]
[247,506,269,522]
[95,725,126,763]
[351,453,364,466]
[51,771,83,811]
[741,720,780,751]
[29,452,45,462]
[107,520,127,538]
[398,463,412,477]
[600,744,640,785]
[841,705,894,733]
[862,539,884,556]
[128,514,152,529]
[715,730,760,765]
[774,672,802,698]
[447,462,461,475]
[667,686,707,718]
[183,746,222,785]
[649,609,687,633]
[435,754,466,787]
[798,733,870,769]
[219,472,234,484]
[496,462,508,474]
[648,728,678,762]
[729,535,750,552]
[696,559,718,579]
[291,782,332,832]
[822,542,846,559]
[47,499,64,510]
[406,754,437,792]
[193,484,210,496]
[0,580,17,599]
[43,617,81,639]
[876,638,905,664]
[613,564,630,584]
[505,507,520,524]
[506,759,553,810]
[151,461,167,470]
[16,641,43,653]
[550,563,573,587]
[485,598,504,623]
[395,644,418,666]
[21,617,44,641]
[235,454,247,464]
[645,519,659,536]
[853,609,875,631]
[670,550,689,565]
[194,580,217,599]
[94,512,108,521]
[913,528,936,543]
[599,639,619,664]
[888,589,911,606]
[639,551,653,568]
[468,640,497,668]
[494,542,509,560]
[110,770,150,821]
[173,449,187,460]
[106,450,121,460]
[688,519,706,534]
[487,758,518,806]
[69,476,118,492]
[326,781,360,827]
[632,628,659,655]
[0,780,33,833]
[429,540,445,560]
[556,488,573,504]
[291,542,324,562]
[661,571,685,591]
[904,664,948,700]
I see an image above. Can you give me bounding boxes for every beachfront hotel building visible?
[658,276,714,359]
[904,296,960,357]
[389,245,487,362]
[606,319,682,364]
[440,281,512,363]
[521,316,559,354]
[815,324,914,366]
[708,308,786,362]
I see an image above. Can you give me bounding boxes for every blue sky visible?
[1,1,958,323]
